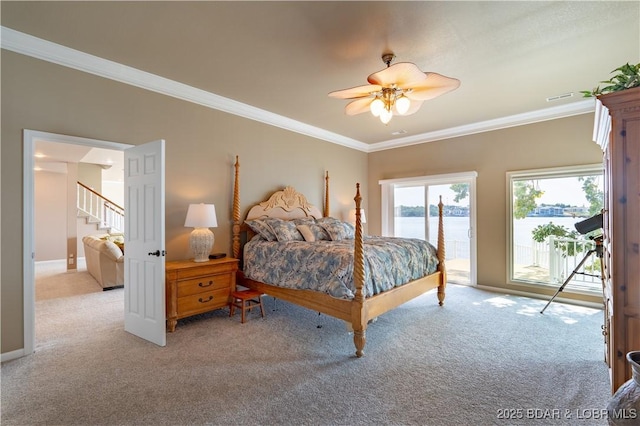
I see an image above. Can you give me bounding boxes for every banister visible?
[77,181,124,234]
[77,181,124,211]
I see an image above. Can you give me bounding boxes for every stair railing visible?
[77,181,125,234]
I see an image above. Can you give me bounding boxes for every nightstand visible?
[165,257,239,331]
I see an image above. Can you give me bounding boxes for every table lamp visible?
[184,203,218,262]
[348,208,366,225]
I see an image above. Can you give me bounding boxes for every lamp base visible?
[190,228,214,262]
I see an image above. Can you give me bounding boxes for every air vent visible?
[546,92,574,102]
[391,130,407,135]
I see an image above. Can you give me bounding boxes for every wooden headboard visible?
[231,156,330,259]
[245,186,324,221]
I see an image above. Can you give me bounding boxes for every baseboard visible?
[1,348,26,363]
[35,259,66,265]
[476,284,604,310]
[35,258,87,267]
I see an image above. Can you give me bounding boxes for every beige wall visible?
[367,114,603,299]
[1,51,367,354]
[34,171,67,261]
[78,162,103,194]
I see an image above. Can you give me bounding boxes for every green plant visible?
[531,222,586,257]
[581,62,640,97]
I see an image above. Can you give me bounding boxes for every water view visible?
[395,215,587,255]
[393,216,600,292]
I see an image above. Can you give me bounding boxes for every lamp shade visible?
[348,208,366,224]
[184,203,217,228]
[184,203,217,262]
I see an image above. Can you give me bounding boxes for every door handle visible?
[148,250,161,257]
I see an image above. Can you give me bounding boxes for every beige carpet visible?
[35,258,103,301]
[1,261,611,425]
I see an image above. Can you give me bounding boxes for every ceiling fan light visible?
[370,98,385,117]
[380,108,393,124]
[330,52,459,125]
[395,95,411,115]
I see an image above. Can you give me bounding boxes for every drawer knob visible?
[198,295,214,303]
[199,280,213,288]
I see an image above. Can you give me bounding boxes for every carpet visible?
[1,280,611,425]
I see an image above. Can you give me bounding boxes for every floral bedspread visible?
[243,236,439,299]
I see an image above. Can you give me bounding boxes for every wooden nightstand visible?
[165,257,239,332]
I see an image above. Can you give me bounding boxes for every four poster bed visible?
[231,157,447,357]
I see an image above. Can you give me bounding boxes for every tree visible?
[513,180,544,219]
[531,222,586,257]
[579,176,604,216]
[450,183,469,203]
[399,205,424,217]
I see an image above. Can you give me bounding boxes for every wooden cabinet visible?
[594,86,640,393]
[165,257,239,331]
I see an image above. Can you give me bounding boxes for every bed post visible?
[437,195,447,306]
[352,183,367,357]
[324,171,330,217]
[232,156,241,259]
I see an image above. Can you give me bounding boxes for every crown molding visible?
[368,99,596,152]
[2,26,595,154]
[1,26,368,152]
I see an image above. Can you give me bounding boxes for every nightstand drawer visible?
[178,288,230,315]
[174,262,237,280]
[177,274,231,297]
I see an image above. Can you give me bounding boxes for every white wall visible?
[102,180,124,207]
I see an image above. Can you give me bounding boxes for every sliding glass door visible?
[380,172,477,286]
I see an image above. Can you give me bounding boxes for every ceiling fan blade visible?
[404,73,461,101]
[344,97,374,115]
[328,84,382,99]
[368,62,427,87]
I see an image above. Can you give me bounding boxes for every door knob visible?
[148,250,161,257]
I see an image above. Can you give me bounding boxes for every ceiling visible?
[3,1,639,154]
[33,140,124,182]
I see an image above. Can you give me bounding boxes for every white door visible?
[124,140,166,346]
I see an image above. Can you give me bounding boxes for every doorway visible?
[380,171,478,286]
[23,130,132,355]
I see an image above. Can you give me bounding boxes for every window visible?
[507,164,604,294]
[380,172,477,286]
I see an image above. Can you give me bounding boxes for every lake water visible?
[393,216,601,290]
[394,216,588,259]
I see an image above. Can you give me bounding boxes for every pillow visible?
[293,217,331,241]
[245,219,277,241]
[101,240,124,260]
[263,218,303,242]
[319,221,355,241]
[296,224,316,242]
[293,217,315,226]
[316,217,341,226]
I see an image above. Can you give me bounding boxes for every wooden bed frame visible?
[231,156,446,357]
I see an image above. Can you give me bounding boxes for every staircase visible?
[77,181,124,234]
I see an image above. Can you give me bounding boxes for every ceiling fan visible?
[329,52,460,124]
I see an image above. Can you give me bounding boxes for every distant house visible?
[563,206,590,217]
[445,206,470,217]
[528,205,589,217]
